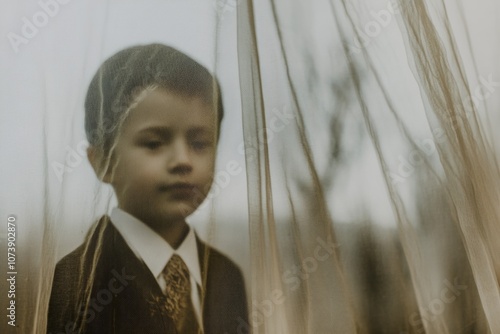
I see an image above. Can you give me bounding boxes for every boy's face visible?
[104,88,217,227]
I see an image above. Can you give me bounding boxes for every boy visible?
[47,44,248,334]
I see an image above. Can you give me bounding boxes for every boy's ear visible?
[87,145,114,184]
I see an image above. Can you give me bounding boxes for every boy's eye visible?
[191,141,212,150]
[143,141,162,149]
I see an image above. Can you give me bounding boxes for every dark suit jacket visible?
[47,216,248,334]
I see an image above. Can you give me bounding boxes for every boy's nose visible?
[168,140,193,175]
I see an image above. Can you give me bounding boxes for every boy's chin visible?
[161,203,197,221]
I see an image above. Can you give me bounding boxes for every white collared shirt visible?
[110,207,203,326]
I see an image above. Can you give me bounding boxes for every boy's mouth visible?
[159,182,196,191]
[158,183,198,200]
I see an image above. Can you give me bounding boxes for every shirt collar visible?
[109,207,202,286]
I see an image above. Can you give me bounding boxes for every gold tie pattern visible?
[162,254,200,333]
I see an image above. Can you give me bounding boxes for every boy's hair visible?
[84,43,224,155]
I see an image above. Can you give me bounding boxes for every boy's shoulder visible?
[54,216,113,269]
[197,239,245,283]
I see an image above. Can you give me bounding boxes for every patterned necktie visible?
[162,254,201,334]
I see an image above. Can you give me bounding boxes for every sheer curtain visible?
[1,0,499,333]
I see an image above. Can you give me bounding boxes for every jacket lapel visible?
[87,216,177,333]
